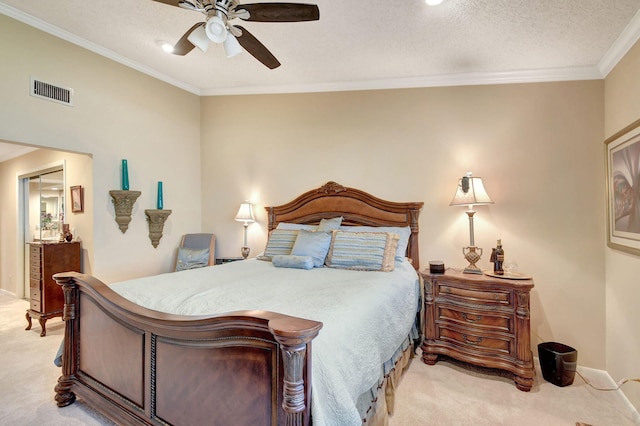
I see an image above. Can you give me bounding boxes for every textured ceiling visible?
[1,0,640,97]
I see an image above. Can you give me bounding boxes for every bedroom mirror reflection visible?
[27,169,64,241]
[29,169,65,242]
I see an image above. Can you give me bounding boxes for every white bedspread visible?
[110,258,420,426]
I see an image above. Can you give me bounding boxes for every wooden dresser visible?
[420,269,535,391]
[25,241,81,337]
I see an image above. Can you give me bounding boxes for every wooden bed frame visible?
[53,181,423,425]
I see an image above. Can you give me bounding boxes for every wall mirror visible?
[29,169,64,241]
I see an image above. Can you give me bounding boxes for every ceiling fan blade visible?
[235,3,319,22]
[151,0,182,7]
[172,23,203,55]
[234,26,281,69]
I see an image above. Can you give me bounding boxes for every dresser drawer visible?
[438,305,513,333]
[30,278,42,290]
[30,264,42,280]
[30,299,42,312]
[437,283,512,307]
[437,325,513,356]
[30,245,42,260]
[30,287,41,302]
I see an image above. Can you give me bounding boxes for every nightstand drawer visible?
[438,283,512,307]
[438,325,513,356]
[438,305,512,333]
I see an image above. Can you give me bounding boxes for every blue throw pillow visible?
[325,231,399,272]
[317,216,343,232]
[176,247,210,271]
[263,229,299,259]
[272,255,314,270]
[290,230,332,267]
[339,225,411,260]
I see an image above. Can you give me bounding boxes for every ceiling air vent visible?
[30,77,74,106]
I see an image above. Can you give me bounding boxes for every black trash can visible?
[538,342,577,387]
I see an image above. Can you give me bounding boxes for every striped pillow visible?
[325,231,399,272]
[263,229,299,259]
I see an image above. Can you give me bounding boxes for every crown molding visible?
[201,66,603,96]
[598,8,640,76]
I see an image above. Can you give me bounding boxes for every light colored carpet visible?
[1,292,638,425]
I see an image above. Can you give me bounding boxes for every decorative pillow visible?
[338,225,411,260]
[325,231,399,272]
[290,230,332,268]
[276,222,318,231]
[272,255,314,270]
[263,229,299,259]
[176,247,210,271]
[317,216,343,232]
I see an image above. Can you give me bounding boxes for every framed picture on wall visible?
[605,117,640,256]
[70,185,84,213]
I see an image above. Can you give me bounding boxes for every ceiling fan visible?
[152,0,320,69]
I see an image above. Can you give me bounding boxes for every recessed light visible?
[426,0,443,5]
[158,40,174,53]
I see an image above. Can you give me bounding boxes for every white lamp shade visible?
[187,25,210,52]
[234,202,255,223]
[223,33,243,57]
[450,172,494,207]
[205,16,228,43]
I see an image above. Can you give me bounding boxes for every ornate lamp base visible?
[241,246,250,259]
[462,246,483,274]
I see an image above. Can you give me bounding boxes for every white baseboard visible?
[532,356,640,422]
[0,289,17,298]
[577,364,640,423]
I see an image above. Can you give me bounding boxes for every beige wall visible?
[604,40,640,410]
[201,81,607,368]
[0,14,202,286]
[0,148,92,298]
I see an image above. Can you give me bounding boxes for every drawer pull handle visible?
[462,313,482,323]
[462,334,483,345]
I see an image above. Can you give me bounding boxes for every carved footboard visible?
[53,272,322,426]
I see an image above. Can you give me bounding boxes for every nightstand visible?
[215,257,244,265]
[420,269,535,391]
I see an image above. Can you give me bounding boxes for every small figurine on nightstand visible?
[490,239,504,275]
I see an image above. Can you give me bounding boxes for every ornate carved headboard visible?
[266,181,423,270]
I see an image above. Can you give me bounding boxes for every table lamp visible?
[450,172,494,274]
[234,202,255,259]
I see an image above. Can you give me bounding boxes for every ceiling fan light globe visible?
[223,33,243,57]
[205,16,228,43]
[187,25,210,52]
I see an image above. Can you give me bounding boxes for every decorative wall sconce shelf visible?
[145,209,172,248]
[109,190,141,233]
